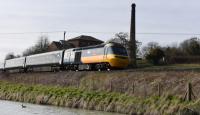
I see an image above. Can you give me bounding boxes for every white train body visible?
[4,57,26,69]
[26,50,63,67]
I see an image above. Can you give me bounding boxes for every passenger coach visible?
[0,42,129,72]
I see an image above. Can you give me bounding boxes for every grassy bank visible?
[1,68,200,114]
[2,70,200,98]
[0,81,198,115]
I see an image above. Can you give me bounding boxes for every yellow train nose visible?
[106,54,129,68]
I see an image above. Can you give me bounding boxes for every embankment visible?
[0,81,195,115]
[1,71,200,97]
[1,70,200,114]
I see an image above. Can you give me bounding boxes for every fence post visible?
[158,82,161,97]
[144,81,147,98]
[187,82,192,101]
[132,82,135,94]
[109,81,113,92]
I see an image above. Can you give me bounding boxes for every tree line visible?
[142,37,200,65]
[5,35,50,60]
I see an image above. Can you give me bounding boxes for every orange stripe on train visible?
[81,54,129,68]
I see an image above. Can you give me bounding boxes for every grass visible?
[136,59,200,70]
[2,70,200,98]
[0,81,197,114]
[2,63,200,114]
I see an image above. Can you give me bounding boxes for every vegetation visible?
[23,35,50,56]
[142,43,165,65]
[5,52,20,60]
[4,35,50,59]
[108,32,142,57]
[141,37,200,65]
[2,70,200,97]
[0,81,197,114]
[1,68,200,114]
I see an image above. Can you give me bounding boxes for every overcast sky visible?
[0,0,200,60]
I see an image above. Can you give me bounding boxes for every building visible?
[48,41,75,51]
[67,35,104,47]
[48,35,104,51]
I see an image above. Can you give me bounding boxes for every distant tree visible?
[141,42,165,65]
[34,35,50,53]
[162,44,185,64]
[5,52,20,60]
[110,32,129,48]
[108,32,142,57]
[23,35,50,56]
[145,47,165,65]
[141,42,159,58]
[179,37,200,56]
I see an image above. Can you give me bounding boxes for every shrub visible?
[145,47,165,65]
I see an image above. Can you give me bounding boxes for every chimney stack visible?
[129,3,137,68]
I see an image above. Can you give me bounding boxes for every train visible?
[0,42,129,72]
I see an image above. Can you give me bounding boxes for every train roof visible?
[26,50,63,58]
[72,42,124,51]
[6,56,26,61]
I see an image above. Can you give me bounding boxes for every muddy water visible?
[0,100,124,115]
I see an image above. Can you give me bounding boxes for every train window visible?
[82,47,104,57]
[107,46,128,56]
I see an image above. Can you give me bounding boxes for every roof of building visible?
[50,41,75,49]
[51,41,62,49]
[67,35,104,43]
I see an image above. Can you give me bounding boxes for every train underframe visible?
[63,62,111,71]
[2,62,113,73]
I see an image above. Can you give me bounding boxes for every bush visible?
[145,47,165,65]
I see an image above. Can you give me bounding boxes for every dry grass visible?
[1,70,200,98]
[0,81,193,115]
[2,70,200,114]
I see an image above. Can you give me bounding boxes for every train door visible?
[63,51,71,64]
[74,51,82,64]
[104,46,108,61]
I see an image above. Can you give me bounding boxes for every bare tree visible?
[141,42,160,58]
[107,32,142,57]
[23,35,50,56]
[180,37,200,56]
[111,32,129,48]
[5,52,20,60]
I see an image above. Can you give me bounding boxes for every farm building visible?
[48,35,104,51]
[48,41,74,51]
[67,35,104,47]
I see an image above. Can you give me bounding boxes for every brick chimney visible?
[129,3,137,67]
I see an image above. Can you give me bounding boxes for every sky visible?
[0,0,200,60]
